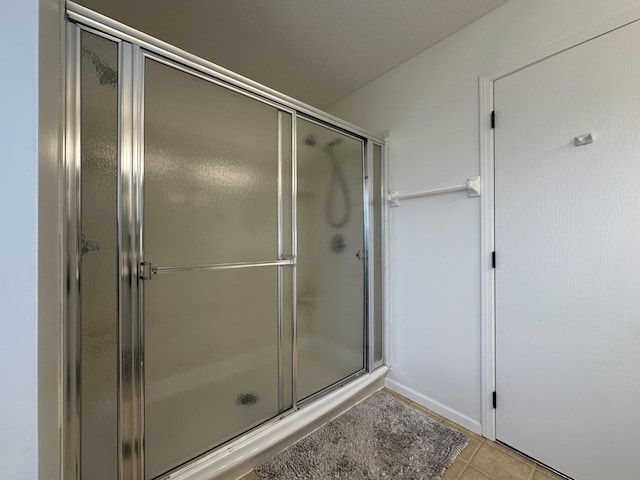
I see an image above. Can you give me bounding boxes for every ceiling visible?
[75,0,509,108]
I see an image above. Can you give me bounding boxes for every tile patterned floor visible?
[241,388,566,480]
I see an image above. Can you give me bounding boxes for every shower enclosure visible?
[65,5,385,480]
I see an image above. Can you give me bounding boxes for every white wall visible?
[1,2,40,477]
[328,0,640,432]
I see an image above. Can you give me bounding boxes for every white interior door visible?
[494,20,640,480]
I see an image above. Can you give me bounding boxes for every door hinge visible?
[491,111,495,129]
[492,391,497,409]
[492,251,496,269]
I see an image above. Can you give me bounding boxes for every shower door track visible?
[65,1,384,144]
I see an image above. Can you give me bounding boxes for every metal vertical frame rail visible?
[379,140,388,369]
[276,110,285,412]
[364,140,374,371]
[134,43,146,480]
[291,112,299,409]
[371,141,387,370]
[382,140,390,368]
[118,42,144,480]
[382,138,391,368]
[63,21,82,480]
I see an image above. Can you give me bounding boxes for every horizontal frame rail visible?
[66,1,384,145]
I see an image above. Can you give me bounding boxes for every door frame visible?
[478,6,640,440]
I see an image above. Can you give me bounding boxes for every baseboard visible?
[163,366,389,480]
[385,378,482,435]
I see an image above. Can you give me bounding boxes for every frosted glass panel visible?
[143,58,293,478]
[372,144,384,363]
[80,30,119,480]
[296,119,365,400]
[144,58,280,266]
[145,267,282,478]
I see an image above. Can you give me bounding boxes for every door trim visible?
[479,6,640,441]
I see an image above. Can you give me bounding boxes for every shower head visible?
[327,138,343,148]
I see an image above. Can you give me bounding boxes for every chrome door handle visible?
[355,250,366,260]
[140,261,157,280]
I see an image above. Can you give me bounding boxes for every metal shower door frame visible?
[65,25,299,478]
[292,114,370,407]
[64,21,134,480]
[64,21,147,479]
[136,50,298,478]
[63,4,387,479]
[63,21,82,480]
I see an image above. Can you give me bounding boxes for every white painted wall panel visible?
[0,1,40,478]
[387,196,480,416]
[328,0,640,426]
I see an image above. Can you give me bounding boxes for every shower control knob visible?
[355,250,366,260]
[331,234,346,254]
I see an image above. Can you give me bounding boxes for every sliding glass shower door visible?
[142,57,293,478]
[296,119,366,400]
[68,17,381,480]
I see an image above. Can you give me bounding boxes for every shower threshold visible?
[156,366,388,480]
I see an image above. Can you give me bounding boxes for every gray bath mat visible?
[255,391,469,479]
